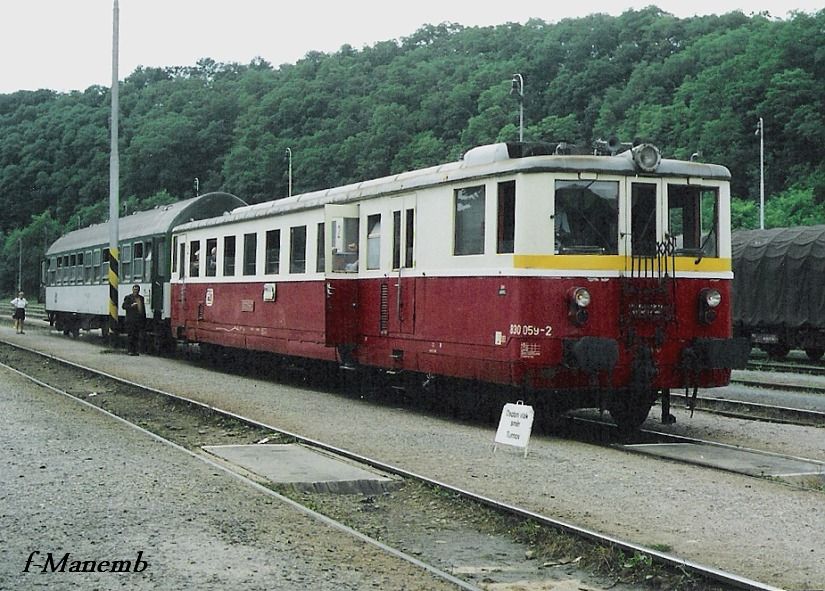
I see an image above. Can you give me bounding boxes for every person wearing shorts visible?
[11,291,27,334]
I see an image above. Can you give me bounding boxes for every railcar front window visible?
[631,184,657,256]
[554,180,619,254]
[668,186,719,257]
[454,185,485,256]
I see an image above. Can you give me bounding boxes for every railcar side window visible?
[331,217,360,272]
[392,211,401,269]
[204,239,216,277]
[668,186,719,257]
[101,250,109,282]
[316,223,325,273]
[93,249,101,283]
[497,181,516,254]
[172,237,178,273]
[85,250,92,283]
[265,230,280,274]
[243,233,257,276]
[404,209,414,268]
[290,226,307,274]
[223,236,235,276]
[454,185,485,256]
[367,214,381,270]
[122,244,132,280]
[554,181,619,255]
[190,240,200,277]
[134,242,145,279]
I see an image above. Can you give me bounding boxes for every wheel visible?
[608,389,655,434]
[764,344,790,360]
[804,348,824,362]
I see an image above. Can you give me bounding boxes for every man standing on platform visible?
[122,284,145,355]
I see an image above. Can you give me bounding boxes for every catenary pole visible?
[108,0,120,330]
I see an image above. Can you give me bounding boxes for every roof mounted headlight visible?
[632,143,661,172]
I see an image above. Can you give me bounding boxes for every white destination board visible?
[494,401,534,454]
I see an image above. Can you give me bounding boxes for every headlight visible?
[572,287,591,308]
[703,289,721,308]
[632,143,661,172]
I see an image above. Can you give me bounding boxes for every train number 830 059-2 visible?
[509,324,553,337]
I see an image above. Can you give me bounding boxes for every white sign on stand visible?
[494,401,534,458]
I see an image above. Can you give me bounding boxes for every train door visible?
[387,196,416,335]
[324,205,360,347]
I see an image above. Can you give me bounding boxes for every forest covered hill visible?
[1,7,823,293]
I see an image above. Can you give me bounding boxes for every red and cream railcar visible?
[169,142,749,430]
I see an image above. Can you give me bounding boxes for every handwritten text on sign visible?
[494,402,534,449]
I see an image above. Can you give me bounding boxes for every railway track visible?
[0,337,788,591]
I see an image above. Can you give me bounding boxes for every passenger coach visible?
[44,192,245,343]
[170,142,749,430]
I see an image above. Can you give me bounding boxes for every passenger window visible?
[223,236,235,276]
[392,211,402,269]
[265,230,280,274]
[178,243,186,279]
[497,180,515,254]
[93,250,101,283]
[405,209,414,268]
[668,186,718,257]
[316,223,325,273]
[133,242,144,279]
[331,217,359,273]
[454,185,485,255]
[290,226,307,274]
[101,250,109,282]
[85,250,92,283]
[190,240,200,277]
[70,253,78,284]
[122,244,132,280]
[205,238,217,277]
[172,236,178,273]
[554,180,619,255]
[367,214,381,270]
[243,233,256,276]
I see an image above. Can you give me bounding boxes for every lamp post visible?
[108,0,120,331]
[756,117,765,229]
[510,74,524,142]
[285,147,292,197]
[17,237,22,291]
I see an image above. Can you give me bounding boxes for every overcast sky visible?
[0,1,820,94]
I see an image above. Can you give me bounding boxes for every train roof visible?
[174,142,730,233]
[46,192,246,256]
[732,225,825,328]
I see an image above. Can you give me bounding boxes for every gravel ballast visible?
[3,323,825,590]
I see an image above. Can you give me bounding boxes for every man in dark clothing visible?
[122,284,146,355]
